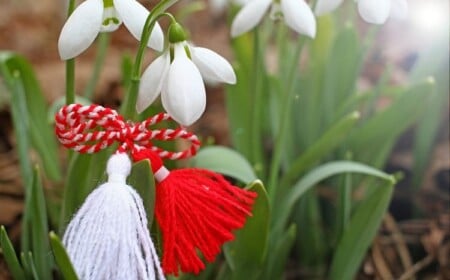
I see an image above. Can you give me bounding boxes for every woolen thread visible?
[63,153,165,280]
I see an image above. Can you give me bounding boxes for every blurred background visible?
[0,0,448,278]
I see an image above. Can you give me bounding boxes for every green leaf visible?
[191,146,257,184]
[60,150,110,231]
[20,252,40,280]
[310,15,335,66]
[227,33,254,160]
[321,23,362,125]
[335,168,352,244]
[349,79,434,167]
[329,183,394,279]
[410,37,449,188]
[275,161,395,231]
[225,181,270,280]
[176,262,220,280]
[266,224,297,280]
[0,52,61,181]
[0,58,33,189]
[128,159,156,227]
[294,190,327,269]
[49,232,79,280]
[0,226,26,280]
[24,166,52,279]
[281,111,360,187]
[60,153,92,229]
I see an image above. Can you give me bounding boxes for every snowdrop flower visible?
[231,0,316,38]
[315,0,408,24]
[137,23,236,126]
[58,0,164,60]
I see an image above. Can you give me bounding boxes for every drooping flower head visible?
[315,0,408,24]
[58,0,164,59]
[137,22,236,126]
[231,0,316,38]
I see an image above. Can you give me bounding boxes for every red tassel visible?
[132,149,257,276]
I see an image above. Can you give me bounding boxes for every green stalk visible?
[84,33,110,99]
[336,156,352,242]
[65,60,75,104]
[250,28,265,177]
[276,24,288,76]
[121,0,179,119]
[65,0,76,105]
[267,37,305,198]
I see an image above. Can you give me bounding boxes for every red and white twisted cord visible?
[55,104,200,160]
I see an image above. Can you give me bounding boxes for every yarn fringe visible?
[155,168,257,275]
[63,154,165,280]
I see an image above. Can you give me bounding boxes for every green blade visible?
[27,166,52,279]
[49,232,79,280]
[191,146,257,184]
[266,224,297,280]
[275,161,395,230]
[0,226,26,280]
[329,182,394,279]
[281,111,360,187]
[0,52,61,181]
[128,159,156,227]
[224,180,270,280]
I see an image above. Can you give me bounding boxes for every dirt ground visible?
[0,0,449,279]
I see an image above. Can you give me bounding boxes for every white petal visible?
[114,0,164,51]
[281,0,316,38]
[162,44,206,126]
[389,0,408,20]
[192,46,236,84]
[58,0,103,59]
[147,23,164,52]
[357,0,391,24]
[136,53,170,113]
[100,7,122,32]
[230,0,272,37]
[315,0,344,16]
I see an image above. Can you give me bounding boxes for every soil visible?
[0,0,448,279]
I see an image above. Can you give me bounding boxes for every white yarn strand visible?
[63,153,165,280]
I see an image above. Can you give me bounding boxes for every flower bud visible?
[168,22,187,43]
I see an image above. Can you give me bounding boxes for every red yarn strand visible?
[155,169,257,275]
[55,104,200,159]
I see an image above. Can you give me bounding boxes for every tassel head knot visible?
[107,153,131,184]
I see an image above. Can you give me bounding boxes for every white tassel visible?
[63,153,165,280]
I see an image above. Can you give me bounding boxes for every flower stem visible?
[250,28,265,178]
[65,0,76,105]
[267,37,305,199]
[121,0,179,119]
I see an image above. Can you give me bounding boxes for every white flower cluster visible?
[58,0,164,59]
[58,0,236,126]
[315,0,408,24]
[58,0,408,126]
[218,0,408,32]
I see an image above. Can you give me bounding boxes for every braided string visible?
[55,104,200,160]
